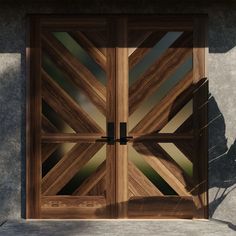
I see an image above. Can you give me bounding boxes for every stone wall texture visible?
[0,1,236,225]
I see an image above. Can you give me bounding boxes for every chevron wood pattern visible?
[27,15,207,219]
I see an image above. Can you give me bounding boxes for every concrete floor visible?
[0,219,236,236]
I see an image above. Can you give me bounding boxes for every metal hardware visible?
[119,122,133,145]
[101,122,115,145]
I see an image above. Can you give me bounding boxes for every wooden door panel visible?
[27,15,207,219]
[126,16,208,219]
[27,16,116,219]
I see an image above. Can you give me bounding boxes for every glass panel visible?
[42,54,106,131]
[53,32,106,85]
[42,143,76,177]
[129,57,193,131]
[128,143,177,195]
[158,143,193,177]
[129,32,183,85]
[58,145,106,195]
[42,100,75,133]
[159,100,193,133]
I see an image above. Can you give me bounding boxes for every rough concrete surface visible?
[0,1,236,235]
[0,220,236,236]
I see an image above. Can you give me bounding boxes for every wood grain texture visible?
[133,142,192,196]
[41,115,59,163]
[72,161,106,196]
[105,21,117,218]
[42,32,107,115]
[42,70,103,133]
[130,70,194,134]
[26,15,42,219]
[69,31,107,71]
[81,31,107,56]
[41,133,105,143]
[131,133,194,142]
[26,15,207,219]
[42,142,104,195]
[41,143,59,163]
[115,18,129,218]
[42,115,58,133]
[129,32,193,115]
[129,31,166,69]
[128,196,195,219]
[41,196,107,219]
[192,15,208,218]
[87,177,106,196]
[128,161,163,196]
[128,30,152,56]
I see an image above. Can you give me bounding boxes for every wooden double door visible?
[27,15,208,219]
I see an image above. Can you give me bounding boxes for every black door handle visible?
[119,122,133,145]
[101,122,115,145]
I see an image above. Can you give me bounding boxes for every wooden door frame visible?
[26,14,208,219]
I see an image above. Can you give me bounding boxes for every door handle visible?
[101,122,115,145]
[119,122,133,145]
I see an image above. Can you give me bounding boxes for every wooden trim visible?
[131,133,194,142]
[104,20,117,218]
[41,196,107,219]
[128,196,195,219]
[115,18,129,218]
[26,15,42,219]
[192,15,208,219]
[41,133,105,143]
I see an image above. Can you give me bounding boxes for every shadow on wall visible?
[208,95,236,230]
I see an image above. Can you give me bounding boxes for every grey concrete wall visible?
[0,1,236,225]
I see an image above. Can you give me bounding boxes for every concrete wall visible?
[0,1,236,224]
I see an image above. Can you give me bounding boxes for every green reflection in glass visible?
[129,32,183,85]
[158,143,193,177]
[53,32,106,85]
[42,143,76,177]
[42,54,106,131]
[58,145,106,195]
[129,57,192,131]
[129,144,177,195]
[42,100,75,133]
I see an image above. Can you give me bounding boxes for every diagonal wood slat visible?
[133,142,192,196]
[42,115,58,133]
[129,31,166,69]
[42,70,103,133]
[41,115,59,163]
[42,32,106,115]
[173,140,194,163]
[131,70,194,134]
[128,161,163,196]
[41,143,59,163]
[128,31,153,56]
[87,177,106,196]
[129,32,193,115]
[72,160,106,196]
[81,31,108,56]
[69,31,107,71]
[42,142,104,195]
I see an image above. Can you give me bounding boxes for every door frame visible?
[26,14,208,219]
